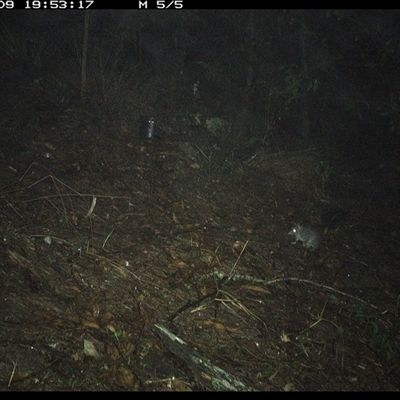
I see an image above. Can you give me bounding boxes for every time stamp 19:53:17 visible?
[0,1,94,8]
[1,1,183,8]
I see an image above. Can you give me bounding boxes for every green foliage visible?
[354,306,395,362]
[261,364,276,378]
[188,114,228,135]
[205,117,228,134]
[280,64,320,104]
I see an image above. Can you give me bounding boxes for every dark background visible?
[1,10,398,200]
[0,10,400,390]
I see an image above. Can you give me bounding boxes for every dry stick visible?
[168,242,251,323]
[49,175,69,223]
[265,277,381,310]
[225,240,248,283]
[8,361,17,387]
[201,271,382,312]
[18,193,131,202]
[5,164,131,203]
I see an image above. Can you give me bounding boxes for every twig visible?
[8,361,17,387]
[265,277,380,310]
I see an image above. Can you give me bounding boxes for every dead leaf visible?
[83,339,101,359]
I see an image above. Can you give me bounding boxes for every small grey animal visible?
[145,117,155,139]
[288,224,322,250]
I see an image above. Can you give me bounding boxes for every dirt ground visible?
[0,98,399,391]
